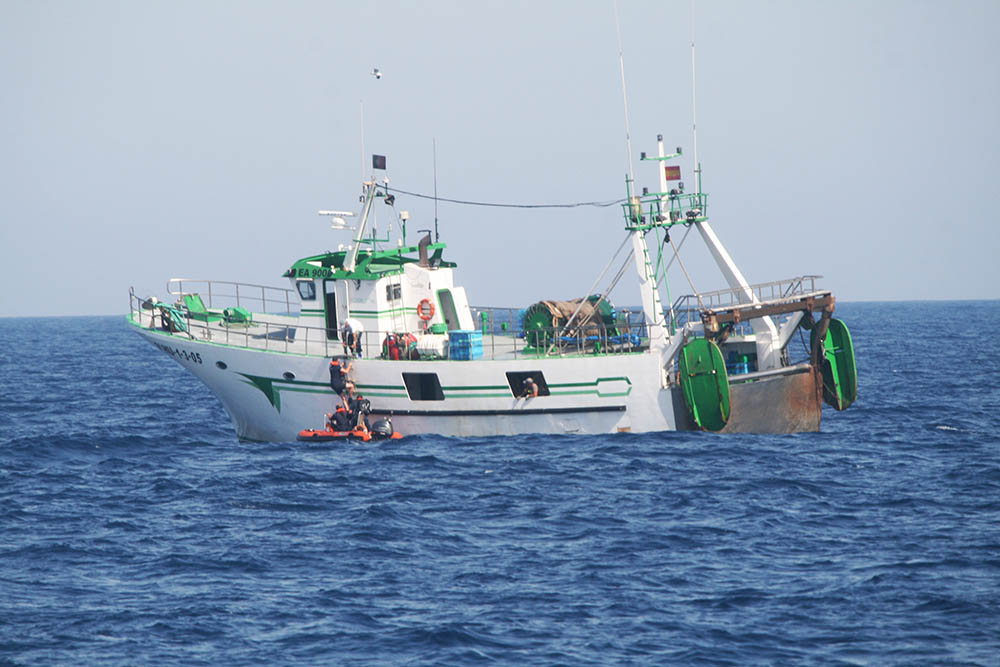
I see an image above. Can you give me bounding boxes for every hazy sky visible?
[2,0,998,317]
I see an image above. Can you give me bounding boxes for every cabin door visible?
[324,280,339,340]
[437,289,459,330]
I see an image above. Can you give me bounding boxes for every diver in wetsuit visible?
[347,393,372,432]
[326,405,353,432]
[329,357,354,408]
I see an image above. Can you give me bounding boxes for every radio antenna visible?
[360,100,367,182]
[690,0,701,194]
[613,0,635,185]
[433,138,439,242]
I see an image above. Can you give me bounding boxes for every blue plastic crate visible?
[725,361,749,375]
[449,330,483,360]
[448,330,483,344]
[450,346,483,360]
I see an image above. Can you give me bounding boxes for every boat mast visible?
[615,1,666,351]
[614,1,636,186]
[343,181,377,274]
[690,3,702,196]
[433,138,439,243]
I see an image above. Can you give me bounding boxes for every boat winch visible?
[522,295,618,349]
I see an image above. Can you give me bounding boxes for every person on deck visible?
[342,321,355,358]
[342,317,364,359]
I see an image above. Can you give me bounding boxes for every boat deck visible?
[128,310,642,362]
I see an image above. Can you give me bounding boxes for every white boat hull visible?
[134,323,821,441]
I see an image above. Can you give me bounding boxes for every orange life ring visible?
[417,298,435,321]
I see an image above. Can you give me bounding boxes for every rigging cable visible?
[547,247,636,355]
[668,234,705,311]
[384,186,625,210]
[561,232,633,326]
[656,223,695,329]
[545,234,633,354]
[661,222,694,275]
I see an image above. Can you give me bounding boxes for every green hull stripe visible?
[442,385,509,391]
[350,308,413,317]
[234,373,633,410]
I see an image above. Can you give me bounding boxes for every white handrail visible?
[166,278,297,315]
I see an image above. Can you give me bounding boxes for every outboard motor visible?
[371,419,394,438]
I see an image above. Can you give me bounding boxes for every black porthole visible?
[283,372,296,381]
[216,361,228,370]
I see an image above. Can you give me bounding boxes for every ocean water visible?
[1,301,998,665]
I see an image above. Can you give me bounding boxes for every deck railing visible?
[470,305,648,357]
[130,287,337,355]
[166,278,298,315]
[669,275,824,331]
[128,289,655,361]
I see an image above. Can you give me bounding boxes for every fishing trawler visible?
[127,133,857,441]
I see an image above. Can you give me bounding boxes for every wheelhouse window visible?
[296,280,317,301]
[402,373,445,401]
[505,371,550,397]
[385,283,402,302]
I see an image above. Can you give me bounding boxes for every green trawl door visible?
[678,338,731,432]
[811,317,857,411]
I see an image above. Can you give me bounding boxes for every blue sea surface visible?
[1,302,999,664]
